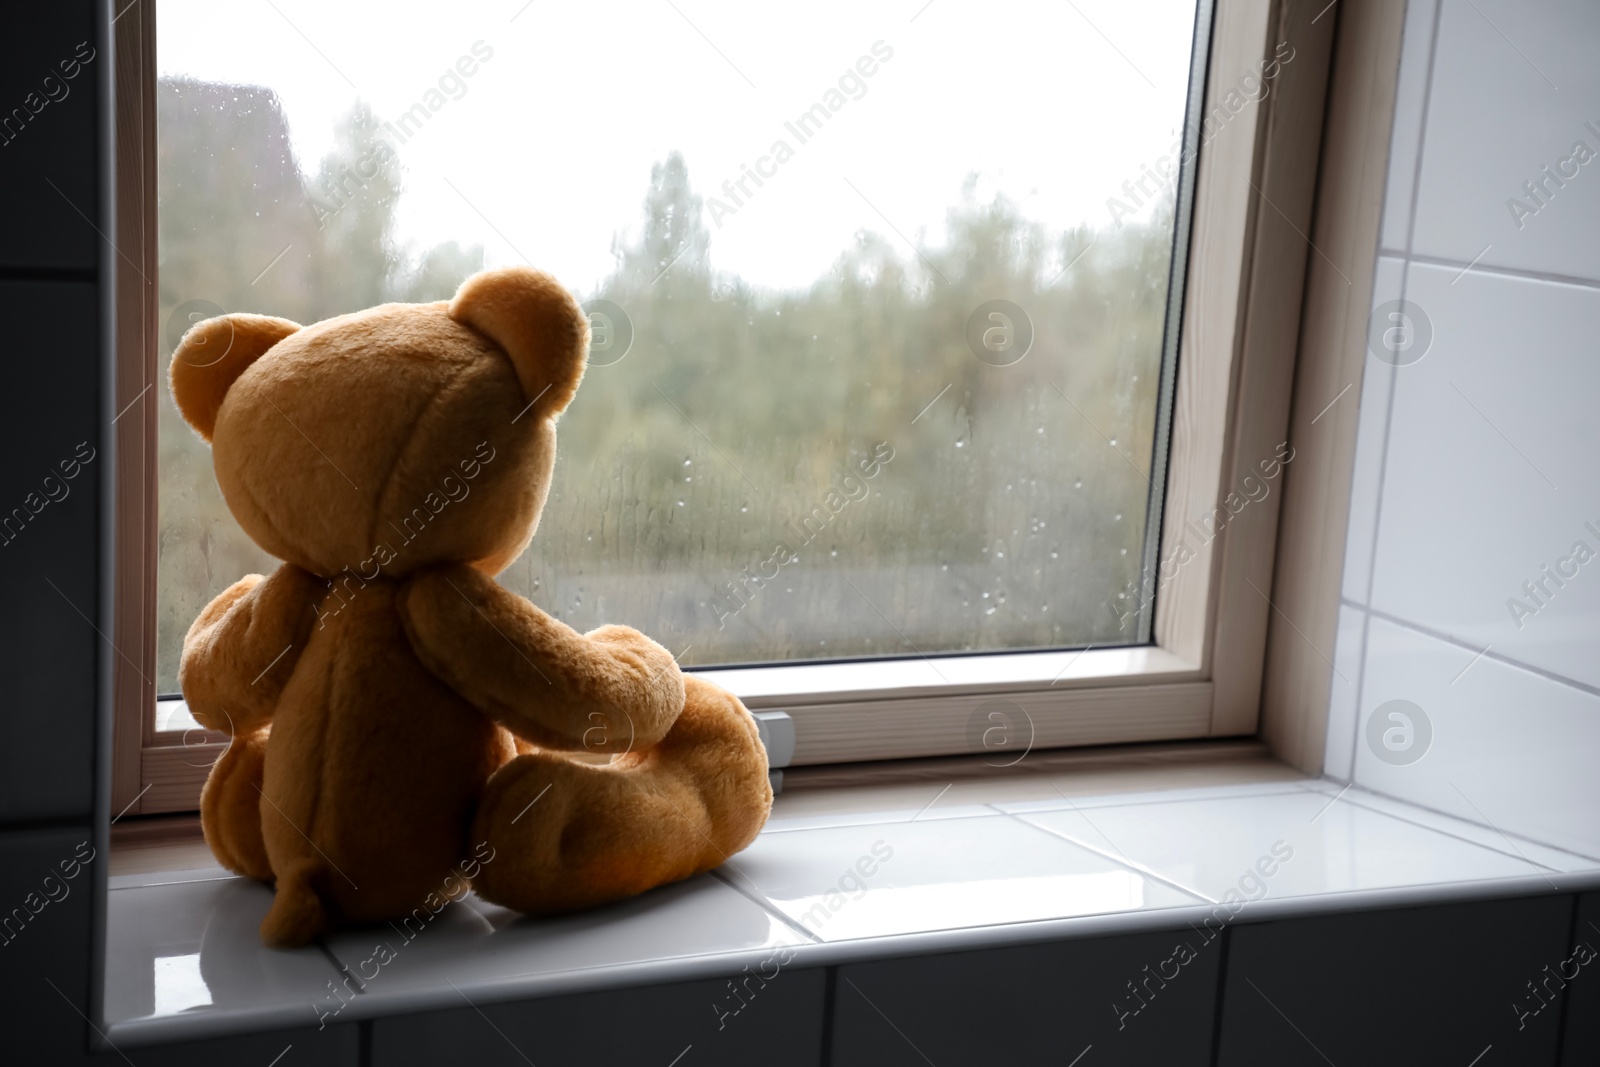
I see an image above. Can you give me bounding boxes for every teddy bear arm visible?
[400,566,685,752]
[179,565,321,735]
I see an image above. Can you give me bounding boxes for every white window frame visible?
[109,0,1405,814]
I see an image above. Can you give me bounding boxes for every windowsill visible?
[101,745,1600,1049]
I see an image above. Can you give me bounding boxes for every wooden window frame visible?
[108,0,1404,815]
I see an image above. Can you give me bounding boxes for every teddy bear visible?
[169,266,772,947]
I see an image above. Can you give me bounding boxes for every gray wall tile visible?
[1218,895,1571,1066]
[373,967,825,1067]
[2,826,99,1062]
[0,2,100,272]
[0,280,101,825]
[832,932,1220,1066]
[112,1028,358,1066]
[1560,891,1599,1066]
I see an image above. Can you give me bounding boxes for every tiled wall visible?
[0,5,363,1062]
[1326,0,1600,859]
[0,2,107,1063]
[350,892,1595,1066]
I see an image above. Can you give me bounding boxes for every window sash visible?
[113,0,1373,814]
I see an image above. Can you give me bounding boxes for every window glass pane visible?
[156,0,1200,693]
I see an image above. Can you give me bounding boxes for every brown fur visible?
[171,266,771,947]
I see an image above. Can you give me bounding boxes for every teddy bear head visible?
[169,267,589,580]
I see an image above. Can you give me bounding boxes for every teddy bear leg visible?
[469,675,772,914]
[199,728,274,882]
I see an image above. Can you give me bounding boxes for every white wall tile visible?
[1323,605,1367,780]
[1369,262,1600,687]
[1379,0,1440,253]
[1355,616,1600,859]
[1411,0,1600,281]
[1341,256,1403,605]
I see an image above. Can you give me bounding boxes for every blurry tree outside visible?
[157,77,1174,696]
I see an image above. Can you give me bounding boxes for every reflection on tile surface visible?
[322,873,803,1002]
[1297,778,1600,873]
[104,877,345,1028]
[1019,789,1546,904]
[152,953,212,1016]
[732,814,1202,941]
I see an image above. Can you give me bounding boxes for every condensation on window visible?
[154,0,1198,691]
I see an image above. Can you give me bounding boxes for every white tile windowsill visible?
[102,759,1600,1049]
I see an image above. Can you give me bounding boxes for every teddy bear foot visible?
[199,727,274,882]
[469,676,772,915]
[259,862,331,948]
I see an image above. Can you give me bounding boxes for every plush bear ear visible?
[448,266,589,418]
[169,314,302,442]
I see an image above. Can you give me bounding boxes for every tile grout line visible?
[766,782,1311,832]
[1401,0,1443,261]
[1003,780,1585,910]
[1359,274,1400,761]
[1292,779,1598,869]
[984,783,1312,816]
[1347,600,1372,781]
[1362,604,1600,701]
[108,873,235,891]
[316,940,367,994]
[1551,893,1582,1064]
[1308,779,1600,868]
[1385,250,1600,293]
[985,801,1220,906]
[707,867,825,945]
[760,807,995,835]
[1354,0,1444,779]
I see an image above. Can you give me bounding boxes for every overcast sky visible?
[160,0,1198,293]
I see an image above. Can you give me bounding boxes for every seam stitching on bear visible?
[366,356,479,557]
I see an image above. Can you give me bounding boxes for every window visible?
[115,0,1338,811]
